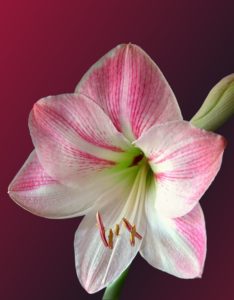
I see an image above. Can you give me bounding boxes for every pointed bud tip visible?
[191,74,234,131]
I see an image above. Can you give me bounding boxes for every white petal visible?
[8,151,135,219]
[75,44,182,141]
[74,165,148,293]
[29,93,132,186]
[135,120,226,217]
[140,179,206,278]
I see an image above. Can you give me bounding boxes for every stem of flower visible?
[102,267,129,300]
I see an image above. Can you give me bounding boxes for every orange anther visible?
[122,218,142,240]
[130,225,136,246]
[122,218,132,232]
[114,224,120,236]
[108,229,114,249]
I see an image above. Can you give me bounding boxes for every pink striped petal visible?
[74,167,146,293]
[75,44,182,140]
[29,93,131,186]
[8,151,129,218]
[140,182,206,278]
[135,121,226,218]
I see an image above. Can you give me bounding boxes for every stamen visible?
[122,217,132,231]
[108,229,114,249]
[130,225,136,246]
[114,224,120,236]
[122,218,142,240]
[96,211,108,247]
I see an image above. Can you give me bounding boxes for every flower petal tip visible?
[83,283,96,295]
[192,269,204,280]
[7,185,11,193]
[189,264,205,279]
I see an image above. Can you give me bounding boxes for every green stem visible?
[102,268,129,300]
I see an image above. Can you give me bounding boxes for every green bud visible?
[191,74,234,131]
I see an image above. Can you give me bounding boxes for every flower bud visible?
[191,74,234,131]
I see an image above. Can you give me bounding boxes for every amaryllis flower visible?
[8,44,226,294]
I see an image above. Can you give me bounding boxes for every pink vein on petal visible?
[34,98,124,153]
[9,153,57,192]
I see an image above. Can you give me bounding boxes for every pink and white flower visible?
[8,44,226,293]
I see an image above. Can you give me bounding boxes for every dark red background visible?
[1,1,233,299]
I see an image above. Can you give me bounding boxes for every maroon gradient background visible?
[1,1,234,299]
